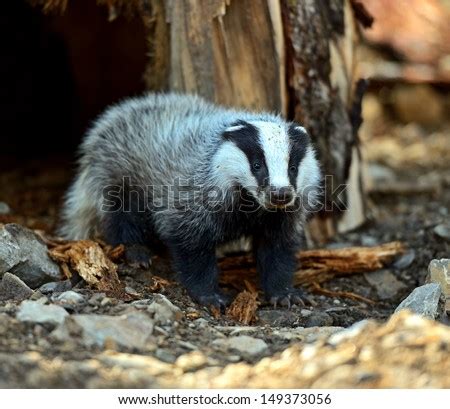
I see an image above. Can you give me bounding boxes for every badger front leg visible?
[254,222,305,308]
[168,240,230,308]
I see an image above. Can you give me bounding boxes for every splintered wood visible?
[226,290,259,325]
[49,240,124,297]
[220,242,405,291]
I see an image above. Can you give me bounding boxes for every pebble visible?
[257,309,299,327]
[213,335,268,359]
[53,312,154,349]
[0,202,10,215]
[0,272,34,301]
[54,291,85,305]
[148,295,182,324]
[17,300,68,326]
[39,280,72,294]
[364,269,407,300]
[393,250,416,270]
[0,224,61,288]
[155,348,177,363]
[304,312,333,327]
[395,283,444,319]
[427,259,450,300]
[434,224,450,242]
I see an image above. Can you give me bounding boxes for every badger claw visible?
[125,244,153,269]
[269,288,305,309]
[193,291,231,310]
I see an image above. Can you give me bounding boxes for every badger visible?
[60,93,321,308]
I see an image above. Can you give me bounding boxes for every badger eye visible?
[289,165,297,173]
[253,162,261,171]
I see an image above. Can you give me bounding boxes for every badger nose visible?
[270,186,294,205]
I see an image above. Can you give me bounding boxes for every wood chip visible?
[226,290,260,325]
[149,275,175,292]
[49,240,124,297]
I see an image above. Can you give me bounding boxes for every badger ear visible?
[288,123,309,141]
[223,120,250,139]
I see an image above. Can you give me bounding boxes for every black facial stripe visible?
[288,124,310,187]
[223,120,269,187]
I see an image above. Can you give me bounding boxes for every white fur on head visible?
[210,141,259,196]
[296,146,322,209]
[250,121,291,189]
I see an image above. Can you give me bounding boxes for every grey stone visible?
[364,269,407,300]
[395,283,444,319]
[155,349,177,363]
[0,224,60,288]
[0,273,34,301]
[257,309,299,327]
[53,313,154,349]
[361,235,378,247]
[393,250,416,269]
[305,312,333,327]
[427,259,450,298]
[17,300,68,326]
[434,224,450,242]
[273,326,343,342]
[0,202,10,215]
[54,291,85,305]
[147,294,182,324]
[213,335,268,358]
[39,280,72,294]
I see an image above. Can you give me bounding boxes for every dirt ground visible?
[0,90,449,387]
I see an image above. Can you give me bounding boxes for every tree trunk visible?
[146,0,366,244]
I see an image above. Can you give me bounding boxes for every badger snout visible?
[268,185,295,207]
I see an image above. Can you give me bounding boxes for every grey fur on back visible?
[59,92,290,240]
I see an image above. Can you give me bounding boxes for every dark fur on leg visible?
[167,237,230,309]
[254,213,305,307]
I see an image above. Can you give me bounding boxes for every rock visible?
[154,349,176,363]
[273,326,343,343]
[434,224,450,242]
[0,202,10,215]
[53,313,154,349]
[17,300,68,326]
[0,224,60,288]
[427,259,450,294]
[214,335,268,359]
[395,283,444,319]
[147,295,182,324]
[364,269,407,300]
[393,250,416,269]
[257,309,299,327]
[39,280,72,294]
[54,291,85,305]
[304,312,333,327]
[360,235,378,247]
[0,273,34,301]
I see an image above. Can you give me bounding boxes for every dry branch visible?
[220,242,404,291]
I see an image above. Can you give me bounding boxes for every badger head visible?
[212,119,321,212]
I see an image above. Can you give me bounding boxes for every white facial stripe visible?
[250,121,291,189]
[296,146,321,193]
[211,141,259,191]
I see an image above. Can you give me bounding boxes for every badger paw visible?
[125,244,153,269]
[268,288,305,309]
[194,291,232,310]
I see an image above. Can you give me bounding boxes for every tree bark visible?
[147,0,366,243]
